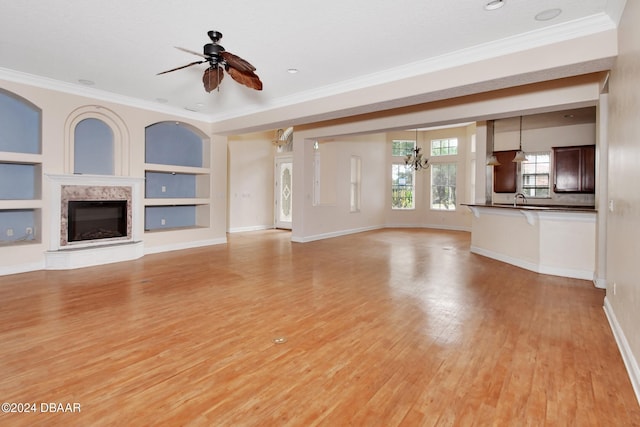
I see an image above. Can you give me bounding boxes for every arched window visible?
[74,118,114,175]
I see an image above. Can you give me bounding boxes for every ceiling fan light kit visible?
[158,30,263,93]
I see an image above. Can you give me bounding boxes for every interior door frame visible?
[274,154,293,229]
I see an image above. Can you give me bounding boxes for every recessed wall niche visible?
[64,105,130,176]
[74,118,114,175]
[0,89,42,245]
[144,121,210,232]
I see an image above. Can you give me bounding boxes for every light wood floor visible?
[0,229,638,426]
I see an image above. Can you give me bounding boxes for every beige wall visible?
[385,126,474,231]
[227,132,275,232]
[606,0,640,399]
[291,133,387,242]
[0,78,223,273]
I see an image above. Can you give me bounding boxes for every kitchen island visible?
[463,203,597,280]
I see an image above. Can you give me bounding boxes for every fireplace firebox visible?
[68,200,128,243]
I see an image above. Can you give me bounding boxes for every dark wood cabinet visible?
[493,150,518,193]
[553,145,595,193]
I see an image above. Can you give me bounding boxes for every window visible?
[522,152,550,197]
[431,138,458,156]
[392,139,415,157]
[391,164,414,209]
[350,156,361,212]
[431,163,456,210]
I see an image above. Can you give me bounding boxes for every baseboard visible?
[144,237,227,255]
[0,261,46,276]
[46,241,145,270]
[384,223,471,232]
[292,225,383,243]
[228,225,275,233]
[593,276,607,289]
[603,297,640,406]
[470,245,593,280]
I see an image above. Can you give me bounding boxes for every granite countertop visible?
[463,203,597,212]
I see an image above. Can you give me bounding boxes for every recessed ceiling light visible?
[287,68,299,74]
[484,0,505,11]
[78,79,94,86]
[535,8,562,21]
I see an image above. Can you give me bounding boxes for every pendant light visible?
[512,116,527,162]
[405,129,430,171]
[487,155,501,166]
[486,120,501,166]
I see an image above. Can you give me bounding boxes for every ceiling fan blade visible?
[221,51,256,73]
[157,60,206,75]
[203,67,224,92]
[226,66,263,91]
[175,46,207,59]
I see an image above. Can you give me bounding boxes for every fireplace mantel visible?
[44,174,145,269]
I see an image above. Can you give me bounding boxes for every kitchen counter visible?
[463,203,596,212]
[463,203,596,280]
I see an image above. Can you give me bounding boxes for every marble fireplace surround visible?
[45,174,145,269]
[60,185,132,247]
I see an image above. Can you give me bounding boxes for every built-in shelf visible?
[143,122,210,232]
[144,198,210,206]
[143,163,209,174]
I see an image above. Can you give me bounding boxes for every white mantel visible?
[44,174,145,269]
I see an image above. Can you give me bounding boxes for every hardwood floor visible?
[0,229,638,426]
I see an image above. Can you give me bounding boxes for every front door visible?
[275,156,293,229]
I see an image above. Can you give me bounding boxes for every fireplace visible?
[68,200,127,243]
[45,174,145,270]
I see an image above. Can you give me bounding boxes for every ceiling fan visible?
[157,30,262,93]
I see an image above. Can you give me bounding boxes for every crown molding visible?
[206,13,617,123]
[0,13,617,127]
[0,67,212,123]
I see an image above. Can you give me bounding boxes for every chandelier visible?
[405,129,430,171]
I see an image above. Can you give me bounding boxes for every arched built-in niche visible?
[74,118,114,175]
[144,121,211,231]
[0,89,41,154]
[145,121,208,168]
[0,89,42,244]
[64,106,129,175]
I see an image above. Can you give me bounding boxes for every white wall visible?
[292,133,387,242]
[605,0,640,403]
[227,131,275,232]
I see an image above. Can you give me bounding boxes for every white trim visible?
[384,223,471,232]
[470,245,594,280]
[0,13,616,124]
[292,225,383,243]
[228,225,275,233]
[0,261,46,276]
[593,276,607,289]
[45,241,144,270]
[143,237,226,255]
[603,297,640,406]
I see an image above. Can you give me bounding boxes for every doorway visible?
[274,155,293,229]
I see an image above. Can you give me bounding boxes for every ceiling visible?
[0,0,626,133]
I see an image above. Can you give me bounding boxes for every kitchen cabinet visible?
[553,145,595,193]
[492,150,518,193]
